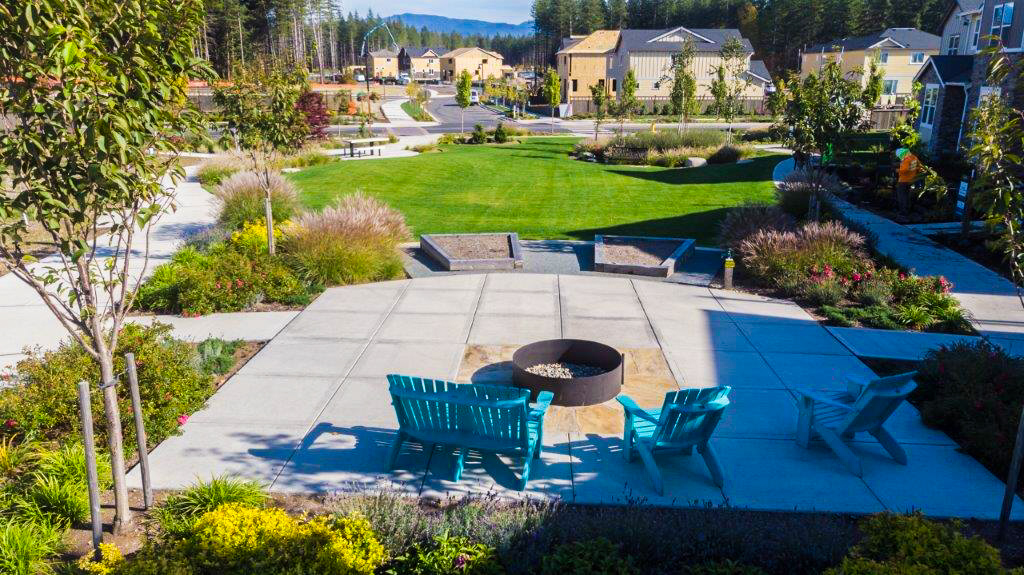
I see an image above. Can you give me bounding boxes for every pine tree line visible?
[198,0,538,79]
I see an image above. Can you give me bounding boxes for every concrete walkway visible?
[380,98,440,128]
[826,327,981,361]
[0,168,220,370]
[132,273,1021,519]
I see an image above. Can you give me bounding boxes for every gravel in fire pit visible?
[431,234,511,260]
[525,362,607,379]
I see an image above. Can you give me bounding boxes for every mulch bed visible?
[602,238,679,266]
[432,234,511,260]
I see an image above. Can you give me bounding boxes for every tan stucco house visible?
[368,49,399,79]
[800,28,940,106]
[557,27,771,115]
[440,47,504,82]
[399,47,444,80]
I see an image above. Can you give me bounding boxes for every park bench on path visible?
[386,374,554,490]
[344,137,389,157]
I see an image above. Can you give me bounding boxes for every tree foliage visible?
[0,0,212,531]
[670,37,699,128]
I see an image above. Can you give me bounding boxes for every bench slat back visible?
[655,386,731,448]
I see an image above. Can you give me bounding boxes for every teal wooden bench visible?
[386,374,554,490]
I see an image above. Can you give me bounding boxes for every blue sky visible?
[348,1,533,24]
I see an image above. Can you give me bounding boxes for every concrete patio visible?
[130,273,1023,519]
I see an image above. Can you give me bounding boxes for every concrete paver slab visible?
[562,316,659,349]
[738,323,850,355]
[761,353,877,392]
[376,312,473,343]
[715,437,885,514]
[716,388,798,440]
[396,288,480,314]
[665,349,784,389]
[559,274,637,295]
[484,273,558,292]
[189,374,340,427]
[561,291,646,319]
[350,341,465,379]
[653,319,755,352]
[239,340,365,378]
[826,326,980,360]
[129,311,297,342]
[477,290,559,317]
[317,377,396,426]
[0,306,69,356]
[468,314,561,346]
[410,274,486,291]
[275,310,383,341]
[711,290,816,324]
[305,283,407,313]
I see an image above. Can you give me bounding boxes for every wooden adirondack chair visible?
[386,374,554,490]
[616,387,731,495]
[795,371,918,477]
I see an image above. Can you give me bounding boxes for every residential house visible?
[913,1,984,157]
[368,49,399,79]
[398,47,445,80]
[801,28,941,106]
[440,47,504,82]
[556,27,771,116]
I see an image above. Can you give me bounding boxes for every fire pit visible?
[512,339,623,406]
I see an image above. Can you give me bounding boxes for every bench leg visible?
[520,443,538,491]
[386,431,406,470]
[698,442,725,488]
[871,426,908,465]
[622,414,634,462]
[453,445,467,482]
[817,424,863,477]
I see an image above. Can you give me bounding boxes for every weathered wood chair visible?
[795,371,918,476]
[616,387,732,495]
[386,374,554,490]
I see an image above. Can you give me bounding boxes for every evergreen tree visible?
[607,0,628,28]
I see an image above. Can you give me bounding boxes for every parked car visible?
[470,89,480,105]
[397,74,411,85]
[355,74,366,82]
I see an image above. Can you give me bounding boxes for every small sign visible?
[954,180,969,218]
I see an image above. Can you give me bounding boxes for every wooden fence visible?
[565,96,766,117]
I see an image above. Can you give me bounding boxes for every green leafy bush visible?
[196,339,243,376]
[682,561,767,575]
[470,124,488,144]
[493,123,509,143]
[283,193,408,286]
[155,475,268,538]
[0,518,62,575]
[914,340,1024,491]
[707,144,744,164]
[541,538,639,575]
[276,148,335,169]
[719,203,795,253]
[390,534,504,574]
[213,171,300,230]
[184,504,387,575]
[800,276,845,306]
[825,513,1011,574]
[196,156,243,187]
[0,323,216,450]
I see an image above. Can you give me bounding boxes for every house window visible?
[879,51,889,63]
[572,79,578,92]
[883,79,899,95]
[946,34,961,54]
[991,2,1014,45]
[612,78,617,91]
[921,85,939,125]
[482,58,488,64]
[971,16,981,47]
[912,52,926,62]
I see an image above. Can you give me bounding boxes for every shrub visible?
[707,144,744,164]
[196,338,244,376]
[681,561,767,575]
[718,203,795,253]
[75,542,124,575]
[800,276,846,306]
[297,90,330,140]
[470,124,488,144]
[493,123,509,143]
[410,143,438,154]
[0,323,215,450]
[196,156,243,187]
[15,475,89,528]
[616,129,726,151]
[825,512,1010,574]
[229,220,284,259]
[541,538,639,575]
[775,169,844,219]
[0,518,62,575]
[155,475,268,538]
[277,148,334,169]
[185,504,386,575]
[390,534,504,574]
[855,278,892,306]
[284,193,408,286]
[213,171,300,230]
[914,340,1024,490]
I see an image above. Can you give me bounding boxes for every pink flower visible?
[236,279,244,287]
[4,419,16,429]
[899,273,907,280]
[215,282,221,289]
[177,414,189,425]
[852,273,862,282]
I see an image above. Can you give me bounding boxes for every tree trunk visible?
[93,340,130,533]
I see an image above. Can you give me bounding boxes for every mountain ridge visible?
[387,13,534,37]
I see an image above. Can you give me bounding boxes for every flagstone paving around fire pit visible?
[130,273,1024,519]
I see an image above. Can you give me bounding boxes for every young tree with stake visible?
[671,37,699,131]
[589,83,608,140]
[0,0,211,533]
[456,70,473,135]
[616,69,640,134]
[543,68,561,134]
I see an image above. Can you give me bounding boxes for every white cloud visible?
[343,1,533,24]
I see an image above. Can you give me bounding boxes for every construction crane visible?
[360,22,400,117]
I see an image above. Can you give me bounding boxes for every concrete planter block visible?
[594,235,696,278]
[421,233,524,271]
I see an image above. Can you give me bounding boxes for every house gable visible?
[647,27,715,45]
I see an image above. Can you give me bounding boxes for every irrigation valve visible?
[724,251,735,290]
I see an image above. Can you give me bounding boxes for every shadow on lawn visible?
[607,156,782,186]
[566,208,731,245]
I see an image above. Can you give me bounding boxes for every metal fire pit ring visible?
[512,339,623,407]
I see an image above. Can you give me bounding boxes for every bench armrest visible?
[794,389,854,412]
[529,391,554,420]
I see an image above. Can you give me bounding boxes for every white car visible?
[470,89,480,104]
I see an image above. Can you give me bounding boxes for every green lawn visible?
[400,100,433,122]
[289,138,783,245]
